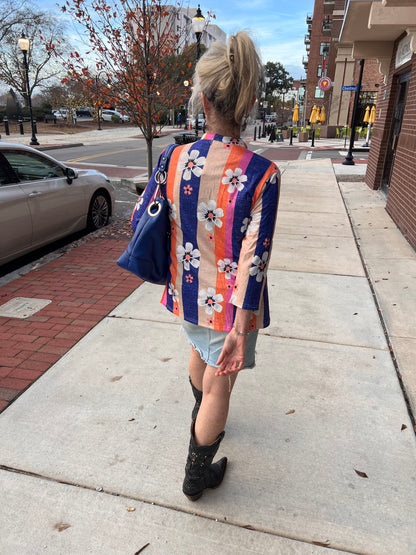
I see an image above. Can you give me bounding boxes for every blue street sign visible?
[342,85,363,91]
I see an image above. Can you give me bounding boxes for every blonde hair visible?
[189,31,263,128]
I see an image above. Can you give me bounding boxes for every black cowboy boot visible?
[182,424,227,501]
[189,376,202,422]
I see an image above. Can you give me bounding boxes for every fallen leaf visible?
[354,469,368,478]
[313,540,331,547]
[53,522,71,532]
[286,409,295,415]
[127,507,136,512]
[401,424,407,431]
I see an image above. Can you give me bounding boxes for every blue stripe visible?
[179,140,212,325]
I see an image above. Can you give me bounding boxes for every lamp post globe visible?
[18,31,39,146]
[192,5,205,61]
[192,4,205,138]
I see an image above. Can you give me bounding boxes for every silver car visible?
[0,142,115,265]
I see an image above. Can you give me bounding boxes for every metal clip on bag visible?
[117,144,177,284]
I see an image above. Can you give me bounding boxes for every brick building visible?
[303,0,382,128]
[340,0,416,250]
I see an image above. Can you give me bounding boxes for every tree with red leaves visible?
[60,0,200,175]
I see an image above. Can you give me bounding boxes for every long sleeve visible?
[230,166,280,311]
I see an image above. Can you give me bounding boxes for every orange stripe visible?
[166,146,185,317]
[251,163,277,207]
[213,146,245,330]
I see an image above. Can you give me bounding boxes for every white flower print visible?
[168,282,179,303]
[197,200,224,232]
[179,149,206,181]
[198,287,224,315]
[240,212,261,235]
[249,251,269,283]
[222,167,248,193]
[222,136,247,147]
[176,242,201,271]
[217,258,237,279]
[168,199,177,221]
[134,196,144,212]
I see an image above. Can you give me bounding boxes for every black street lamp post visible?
[192,4,205,137]
[95,75,103,131]
[343,59,365,166]
[94,71,111,131]
[18,32,39,146]
[183,80,190,129]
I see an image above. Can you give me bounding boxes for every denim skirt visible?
[181,321,259,369]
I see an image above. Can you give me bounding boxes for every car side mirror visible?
[65,167,78,184]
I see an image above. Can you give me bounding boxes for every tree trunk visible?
[146,136,153,178]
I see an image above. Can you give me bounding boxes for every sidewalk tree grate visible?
[0,297,51,319]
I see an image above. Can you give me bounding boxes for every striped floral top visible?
[132,133,280,332]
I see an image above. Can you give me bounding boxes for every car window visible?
[1,150,66,182]
[0,152,20,185]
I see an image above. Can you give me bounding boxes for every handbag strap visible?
[154,143,178,197]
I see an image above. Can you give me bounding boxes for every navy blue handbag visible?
[117,144,177,285]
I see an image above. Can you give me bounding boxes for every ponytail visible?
[189,31,263,128]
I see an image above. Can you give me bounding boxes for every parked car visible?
[0,143,115,265]
[53,109,68,120]
[187,114,205,128]
[101,109,130,122]
[76,108,93,118]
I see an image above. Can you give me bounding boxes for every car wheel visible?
[87,191,110,230]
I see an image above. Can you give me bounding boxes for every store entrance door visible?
[381,71,411,196]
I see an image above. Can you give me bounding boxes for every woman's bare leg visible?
[189,347,206,391]
[194,364,238,446]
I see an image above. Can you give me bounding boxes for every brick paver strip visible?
[0,219,142,412]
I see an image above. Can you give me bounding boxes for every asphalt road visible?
[46,135,175,169]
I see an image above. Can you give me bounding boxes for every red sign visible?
[318,77,332,91]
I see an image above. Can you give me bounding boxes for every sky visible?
[38,0,315,80]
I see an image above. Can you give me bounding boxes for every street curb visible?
[37,143,84,151]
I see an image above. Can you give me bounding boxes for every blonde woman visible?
[131,31,280,501]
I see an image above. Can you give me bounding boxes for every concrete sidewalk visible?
[0,158,415,554]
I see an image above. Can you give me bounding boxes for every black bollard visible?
[254,127,257,141]
[289,127,293,145]
[311,128,316,147]
[4,117,10,136]
[19,118,24,135]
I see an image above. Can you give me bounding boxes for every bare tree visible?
[0,7,70,106]
[0,0,31,43]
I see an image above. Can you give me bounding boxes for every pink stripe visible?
[223,149,253,330]
[239,149,253,174]
[224,193,236,330]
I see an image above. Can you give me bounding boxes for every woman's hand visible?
[215,329,247,377]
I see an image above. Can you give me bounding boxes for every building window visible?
[320,42,330,55]
[317,64,322,78]
[315,87,324,98]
